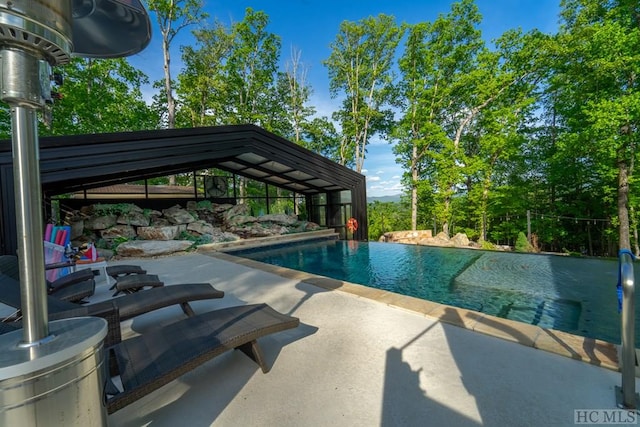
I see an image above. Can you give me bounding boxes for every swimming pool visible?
[230,239,639,345]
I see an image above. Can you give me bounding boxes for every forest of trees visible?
[1,0,638,257]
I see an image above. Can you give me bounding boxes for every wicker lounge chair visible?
[46,268,96,302]
[0,255,95,302]
[0,273,224,346]
[105,303,300,413]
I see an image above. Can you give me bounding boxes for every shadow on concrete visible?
[380,320,481,426]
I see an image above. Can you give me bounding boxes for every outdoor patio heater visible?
[0,1,150,424]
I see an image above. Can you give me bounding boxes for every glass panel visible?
[248,198,268,216]
[312,193,327,204]
[312,206,326,226]
[269,198,295,215]
[285,170,314,180]
[262,161,291,173]
[237,153,268,164]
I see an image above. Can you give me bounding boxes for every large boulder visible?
[137,225,184,240]
[150,217,171,227]
[418,232,453,247]
[187,220,216,236]
[226,215,257,226]
[162,205,196,225]
[116,240,193,257]
[256,214,298,226]
[379,230,433,244]
[100,225,137,239]
[117,210,150,227]
[69,219,84,240]
[209,229,241,243]
[223,203,250,221]
[84,215,117,231]
[451,233,470,247]
[228,223,289,239]
[214,203,234,213]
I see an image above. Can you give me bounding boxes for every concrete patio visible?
[96,251,636,426]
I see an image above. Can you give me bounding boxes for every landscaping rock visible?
[84,214,117,230]
[117,211,150,227]
[208,229,241,243]
[150,217,171,227]
[137,225,182,240]
[379,230,433,243]
[223,203,250,221]
[69,219,84,240]
[226,214,257,226]
[187,220,216,236]
[64,201,326,258]
[451,233,470,247]
[256,214,298,225]
[116,240,193,257]
[101,225,137,239]
[162,205,196,224]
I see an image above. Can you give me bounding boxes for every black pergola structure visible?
[0,124,368,255]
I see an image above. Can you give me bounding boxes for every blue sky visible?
[129,0,561,197]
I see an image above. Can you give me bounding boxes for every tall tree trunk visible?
[163,35,177,186]
[618,156,631,250]
[442,196,450,236]
[411,144,418,230]
[480,185,489,241]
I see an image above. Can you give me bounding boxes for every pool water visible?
[231,240,640,345]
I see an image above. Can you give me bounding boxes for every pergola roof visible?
[0,124,368,254]
[2,124,365,196]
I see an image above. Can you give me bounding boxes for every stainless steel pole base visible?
[0,317,108,426]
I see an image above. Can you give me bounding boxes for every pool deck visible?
[104,248,636,427]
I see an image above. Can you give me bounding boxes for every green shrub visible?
[480,239,496,251]
[196,200,213,209]
[515,232,533,252]
[462,228,480,241]
[92,203,136,216]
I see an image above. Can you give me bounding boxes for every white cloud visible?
[368,176,380,182]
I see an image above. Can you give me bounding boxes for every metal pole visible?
[11,104,49,344]
[1,47,52,345]
[617,250,638,408]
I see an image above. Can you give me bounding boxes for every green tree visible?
[45,58,156,135]
[224,8,282,130]
[393,0,483,235]
[146,0,207,130]
[324,14,404,172]
[550,0,640,251]
[300,117,343,164]
[178,20,234,127]
[367,200,411,240]
[461,29,547,241]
